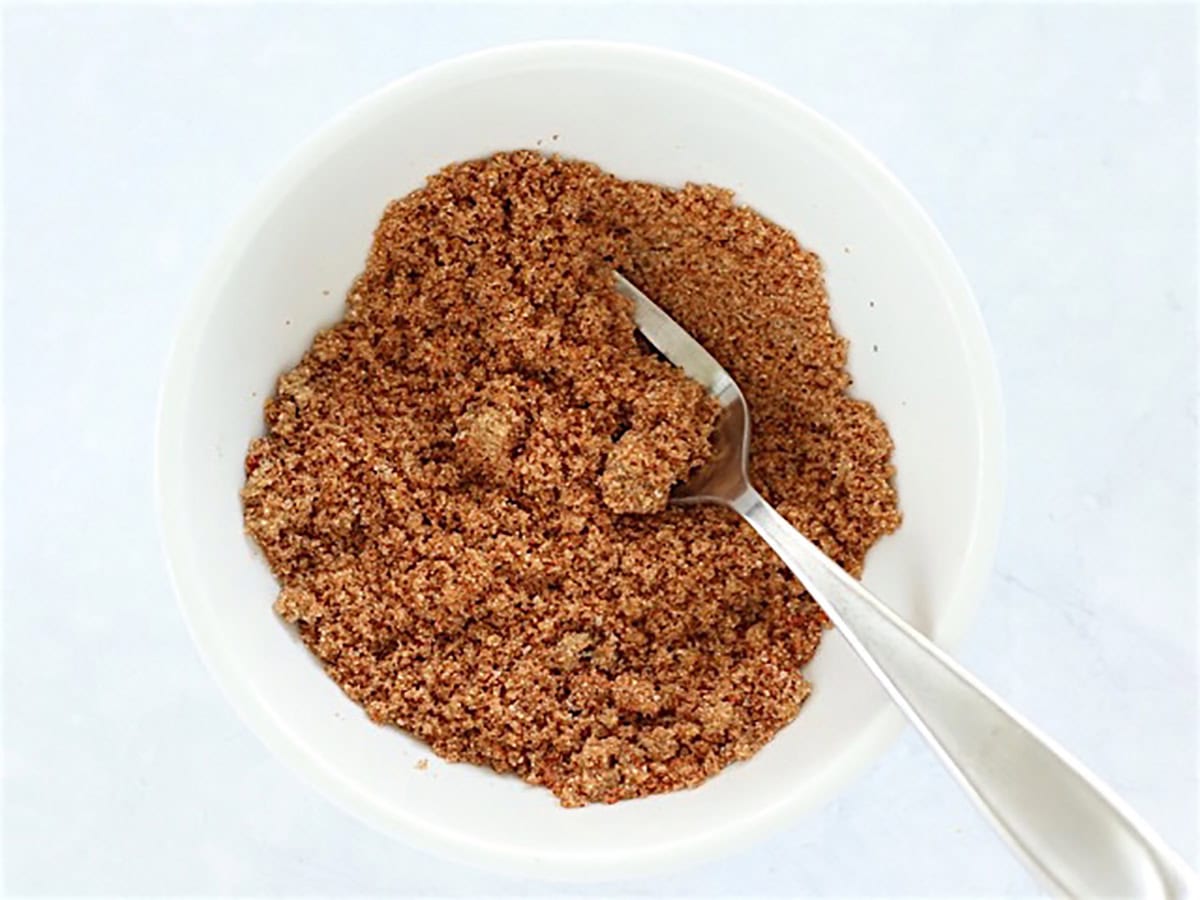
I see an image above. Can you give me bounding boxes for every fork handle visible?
[737,489,1198,898]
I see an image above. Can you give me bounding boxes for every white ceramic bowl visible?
[157,42,1003,880]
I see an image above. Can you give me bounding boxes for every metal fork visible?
[615,272,1197,898]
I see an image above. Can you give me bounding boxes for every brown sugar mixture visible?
[242,151,900,806]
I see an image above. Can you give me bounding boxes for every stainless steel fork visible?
[616,271,1197,899]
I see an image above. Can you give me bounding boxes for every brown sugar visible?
[242,151,900,806]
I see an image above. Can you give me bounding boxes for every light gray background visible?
[3,2,1196,897]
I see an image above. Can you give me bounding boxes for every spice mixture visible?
[242,151,900,806]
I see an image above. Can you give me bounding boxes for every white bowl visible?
[156,41,1003,880]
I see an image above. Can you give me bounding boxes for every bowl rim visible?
[155,39,1005,880]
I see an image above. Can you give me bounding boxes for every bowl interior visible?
[157,43,1002,879]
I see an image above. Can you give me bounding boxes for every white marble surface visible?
[3,3,1196,896]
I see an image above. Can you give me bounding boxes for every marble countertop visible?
[3,3,1195,896]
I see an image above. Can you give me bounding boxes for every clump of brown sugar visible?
[242,150,900,807]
